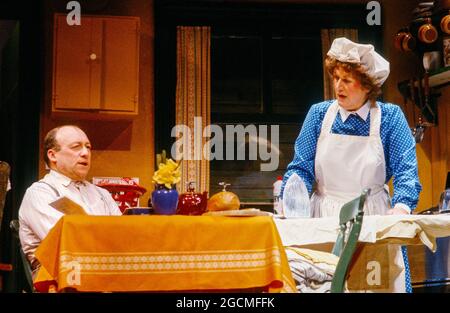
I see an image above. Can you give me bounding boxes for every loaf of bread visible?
[206,191,240,211]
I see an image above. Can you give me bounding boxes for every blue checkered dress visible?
[281,100,422,292]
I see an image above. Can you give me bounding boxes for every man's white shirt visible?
[18,170,122,269]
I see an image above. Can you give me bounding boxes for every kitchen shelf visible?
[428,66,450,88]
[397,66,450,125]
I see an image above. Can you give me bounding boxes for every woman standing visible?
[281,37,422,292]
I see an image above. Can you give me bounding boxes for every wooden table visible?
[34,215,296,293]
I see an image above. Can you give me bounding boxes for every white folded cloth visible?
[285,247,342,293]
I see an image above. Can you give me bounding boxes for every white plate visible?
[203,208,273,217]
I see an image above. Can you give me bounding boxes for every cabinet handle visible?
[89,53,97,60]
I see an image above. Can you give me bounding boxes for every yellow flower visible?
[152,158,181,189]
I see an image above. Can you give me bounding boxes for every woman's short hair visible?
[325,56,382,102]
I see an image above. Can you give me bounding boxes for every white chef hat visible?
[327,37,390,86]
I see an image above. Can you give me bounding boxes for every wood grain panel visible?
[53,15,96,109]
[431,90,449,205]
[102,17,139,112]
[89,18,103,109]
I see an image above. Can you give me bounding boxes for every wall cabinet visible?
[52,14,140,115]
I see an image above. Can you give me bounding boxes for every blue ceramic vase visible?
[151,184,179,215]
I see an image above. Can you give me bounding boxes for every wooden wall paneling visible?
[90,18,103,109]
[42,0,154,206]
[102,17,140,112]
[431,91,449,206]
[53,15,95,109]
[443,88,450,171]
[416,139,433,212]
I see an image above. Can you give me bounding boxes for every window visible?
[209,26,324,205]
[211,34,262,114]
[155,1,382,209]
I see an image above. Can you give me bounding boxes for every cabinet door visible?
[53,15,102,110]
[52,14,140,115]
[102,17,139,112]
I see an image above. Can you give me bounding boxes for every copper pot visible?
[394,31,416,52]
[394,31,406,51]
[418,21,438,44]
[441,13,450,34]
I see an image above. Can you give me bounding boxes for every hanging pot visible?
[418,19,438,44]
[394,30,416,52]
[441,12,450,34]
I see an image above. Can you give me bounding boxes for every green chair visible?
[10,219,34,292]
[0,161,9,232]
[0,162,34,292]
[330,189,369,293]
[0,161,13,290]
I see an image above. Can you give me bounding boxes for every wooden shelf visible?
[428,66,450,88]
[397,67,450,125]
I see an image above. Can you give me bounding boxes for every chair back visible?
[10,219,34,292]
[330,189,369,293]
[0,161,13,285]
[0,161,11,233]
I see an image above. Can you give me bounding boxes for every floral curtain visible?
[321,29,358,100]
[175,26,211,193]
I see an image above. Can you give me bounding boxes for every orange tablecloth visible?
[34,215,296,293]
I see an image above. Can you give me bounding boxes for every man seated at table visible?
[19,125,122,275]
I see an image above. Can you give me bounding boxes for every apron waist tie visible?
[315,184,387,202]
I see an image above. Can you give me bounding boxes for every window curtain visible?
[175,26,211,193]
[321,29,358,100]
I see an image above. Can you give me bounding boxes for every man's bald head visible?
[44,125,92,181]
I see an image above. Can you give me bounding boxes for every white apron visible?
[310,101,406,293]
